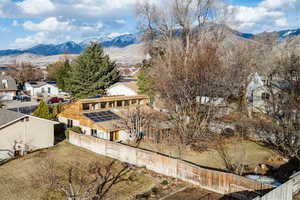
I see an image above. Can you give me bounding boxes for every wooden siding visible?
[58,95,150,132]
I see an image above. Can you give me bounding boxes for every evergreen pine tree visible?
[32,100,52,120]
[137,60,155,101]
[56,59,71,92]
[66,43,120,98]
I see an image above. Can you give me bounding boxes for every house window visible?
[82,104,90,111]
[48,87,51,94]
[101,102,107,109]
[262,93,270,100]
[117,101,122,107]
[109,102,114,108]
[91,129,97,137]
[131,100,137,105]
[41,88,45,93]
[67,119,73,128]
[14,150,22,157]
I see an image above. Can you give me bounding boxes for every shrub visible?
[32,100,52,120]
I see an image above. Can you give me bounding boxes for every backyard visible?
[0,141,238,200]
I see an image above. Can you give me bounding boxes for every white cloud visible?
[275,18,288,28]
[226,0,300,32]
[23,17,72,32]
[17,0,55,15]
[12,20,19,26]
[115,19,126,24]
[259,0,298,10]
[11,32,57,49]
[228,5,283,23]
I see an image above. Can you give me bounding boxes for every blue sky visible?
[0,0,299,50]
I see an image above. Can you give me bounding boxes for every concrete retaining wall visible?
[69,131,274,199]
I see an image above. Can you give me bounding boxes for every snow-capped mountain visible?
[0,28,300,57]
[0,33,139,57]
[278,29,300,40]
[79,33,138,48]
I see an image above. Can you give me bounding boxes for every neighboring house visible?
[107,79,139,96]
[24,81,66,97]
[0,109,58,161]
[58,95,150,142]
[0,74,17,101]
[247,73,288,112]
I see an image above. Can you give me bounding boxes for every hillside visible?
[0,43,147,68]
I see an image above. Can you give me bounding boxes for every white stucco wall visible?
[58,117,129,142]
[24,83,60,97]
[0,116,55,161]
[107,85,138,96]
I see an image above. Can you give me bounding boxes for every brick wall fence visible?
[69,131,274,200]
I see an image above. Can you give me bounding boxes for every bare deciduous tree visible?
[255,52,300,163]
[136,0,221,54]
[8,62,43,84]
[136,0,256,152]
[117,106,155,143]
[148,39,253,152]
[33,158,132,200]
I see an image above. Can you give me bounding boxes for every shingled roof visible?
[0,109,27,128]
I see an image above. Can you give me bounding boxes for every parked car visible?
[13,95,31,102]
[48,97,64,104]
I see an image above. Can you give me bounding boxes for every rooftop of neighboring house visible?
[0,74,17,91]
[25,81,57,88]
[0,109,26,128]
[108,78,139,93]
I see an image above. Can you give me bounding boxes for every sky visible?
[0,0,299,50]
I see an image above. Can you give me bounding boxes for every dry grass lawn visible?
[0,141,157,200]
[139,139,277,170]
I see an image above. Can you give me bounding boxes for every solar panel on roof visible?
[83,111,121,123]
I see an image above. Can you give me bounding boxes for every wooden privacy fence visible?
[69,131,274,200]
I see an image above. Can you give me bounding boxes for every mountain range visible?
[0,27,300,66]
[1,28,300,57]
[0,33,138,57]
